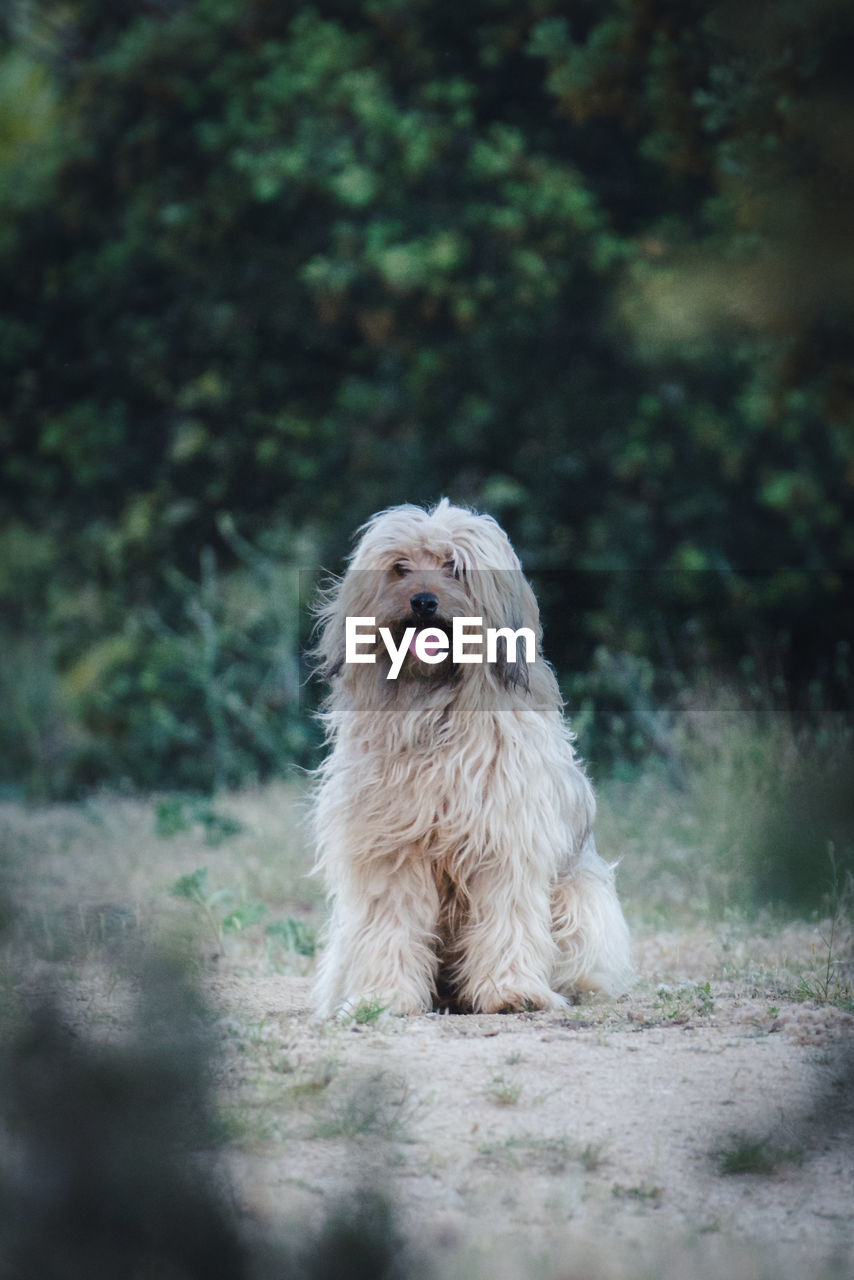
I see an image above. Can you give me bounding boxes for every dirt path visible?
[209,945,854,1270]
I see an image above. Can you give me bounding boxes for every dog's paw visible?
[335,991,430,1020]
[474,985,568,1015]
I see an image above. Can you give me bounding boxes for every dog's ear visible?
[311,567,386,682]
[495,624,531,694]
[493,586,535,694]
[309,574,347,680]
[468,569,541,696]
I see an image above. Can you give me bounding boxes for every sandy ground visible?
[3,788,853,1276]
[210,951,854,1273]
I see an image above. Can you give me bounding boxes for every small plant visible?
[695,981,716,1014]
[169,866,266,953]
[611,1182,663,1204]
[310,1072,413,1140]
[478,1134,595,1174]
[344,996,389,1025]
[481,1136,573,1172]
[795,844,853,1005]
[487,1075,523,1107]
[714,1133,803,1176]
[578,1141,605,1173]
[655,980,716,1022]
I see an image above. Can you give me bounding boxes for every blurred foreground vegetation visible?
[1,0,853,795]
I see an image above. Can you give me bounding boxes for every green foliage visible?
[168,859,315,964]
[156,798,243,845]
[715,1133,803,1177]
[169,864,268,953]
[1,0,853,791]
[655,981,716,1023]
[265,916,317,959]
[347,996,389,1026]
[486,1075,523,1107]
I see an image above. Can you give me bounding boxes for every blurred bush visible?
[0,0,852,792]
[0,940,424,1280]
[0,953,250,1280]
[0,519,312,795]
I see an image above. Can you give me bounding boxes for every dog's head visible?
[313,500,541,696]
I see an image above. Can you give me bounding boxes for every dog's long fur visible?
[312,500,632,1016]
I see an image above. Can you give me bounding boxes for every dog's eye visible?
[392,562,410,578]
[443,559,460,579]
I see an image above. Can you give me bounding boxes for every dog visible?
[311,500,632,1016]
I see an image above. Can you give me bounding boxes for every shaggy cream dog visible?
[312,500,632,1016]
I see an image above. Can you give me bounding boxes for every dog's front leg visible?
[456,864,564,1013]
[314,853,440,1018]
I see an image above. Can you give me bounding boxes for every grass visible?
[346,996,389,1025]
[486,1074,523,1106]
[654,980,716,1022]
[794,846,853,1006]
[309,1072,415,1141]
[287,1059,337,1098]
[478,1134,604,1175]
[597,691,854,925]
[611,1181,664,1204]
[169,863,317,970]
[714,1133,804,1176]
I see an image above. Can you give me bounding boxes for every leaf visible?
[221,902,266,933]
[170,867,209,900]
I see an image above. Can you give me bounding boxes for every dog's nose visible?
[410,592,439,617]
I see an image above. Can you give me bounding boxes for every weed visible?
[345,996,389,1025]
[576,1142,604,1173]
[169,866,266,953]
[714,1133,803,1176]
[477,1134,601,1175]
[27,902,139,963]
[310,1072,414,1140]
[655,980,716,1022]
[611,1182,663,1203]
[795,845,853,1005]
[695,980,716,1014]
[487,1075,523,1107]
[227,1017,294,1074]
